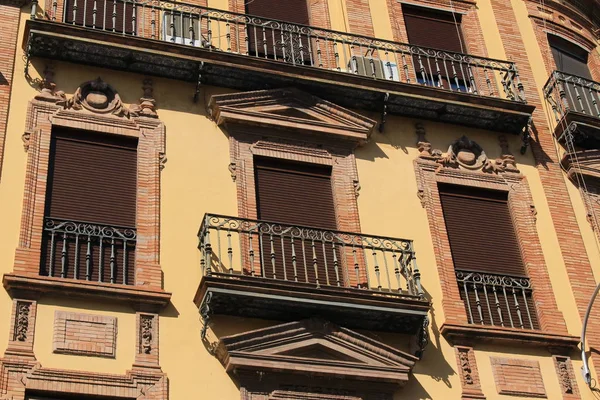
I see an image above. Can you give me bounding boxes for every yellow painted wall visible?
[0,0,599,399]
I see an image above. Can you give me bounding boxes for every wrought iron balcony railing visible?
[456,270,539,330]
[40,217,136,285]
[37,0,525,103]
[544,70,600,123]
[198,214,424,297]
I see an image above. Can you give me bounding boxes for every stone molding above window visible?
[4,76,170,309]
[413,124,576,347]
[210,87,375,252]
[216,318,416,400]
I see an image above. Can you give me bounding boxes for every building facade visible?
[0,0,599,398]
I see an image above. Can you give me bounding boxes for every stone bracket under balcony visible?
[24,20,534,134]
[193,275,430,335]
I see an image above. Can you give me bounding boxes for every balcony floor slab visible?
[25,20,534,134]
[194,274,430,334]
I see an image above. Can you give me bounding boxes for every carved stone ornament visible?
[57,77,135,117]
[130,78,158,118]
[228,162,237,182]
[557,359,573,394]
[415,122,432,157]
[459,349,474,385]
[14,302,31,342]
[429,135,518,175]
[34,65,66,102]
[140,315,153,354]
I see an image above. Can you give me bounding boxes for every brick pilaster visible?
[488,0,600,373]
[0,2,21,182]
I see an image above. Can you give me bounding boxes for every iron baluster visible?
[522,288,534,330]
[502,286,514,328]
[259,231,265,278]
[206,15,212,49]
[483,67,494,97]
[49,231,56,277]
[301,238,309,283]
[262,26,267,58]
[226,21,231,52]
[401,52,410,83]
[150,7,155,39]
[112,0,116,32]
[52,0,57,20]
[382,249,392,292]
[98,234,103,282]
[86,234,91,280]
[291,237,298,282]
[110,238,115,283]
[463,280,474,324]
[492,285,504,327]
[321,241,330,286]
[269,234,276,279]
[72,0,77,25]
[123,240,127,284]
[248,231,255,276]
[306,32,313,66]
[169,12,175,42]
[467,65,478,94]
[393,251,401,292]
[353,246,360,288]
[315,36,323,68]
[61,232,67,278]
[372,249,381,290]
[74,233,80,280]
[103,0,107,30]
[473,283,484,324]
[362,241,371,289]
[92,0,97,28]
[482,283,494,325]
[281,235,288,281]
[332,242,340,287]
[513,287,524,329]
[311,239,320,288]
[227,229,233,274]
[204,228,212,276]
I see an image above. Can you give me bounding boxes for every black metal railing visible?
[35,0,526,102]
[198,214,424,296]
[40,217,136,285]
[544,70,600,122]
[456,270,539,330]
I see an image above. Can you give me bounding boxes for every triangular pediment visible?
[208,88,376,145]
[215,319,416,386]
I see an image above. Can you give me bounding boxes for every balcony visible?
[193,214,430,335]
[544,70,600,149]
[24,0,533,133]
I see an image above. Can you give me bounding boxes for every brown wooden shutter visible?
[245,0,310,25]
[403,5,465,53]
[45,128,137,227]
[254,157,338,285]
[64,0,135,34]
[438,183,525,277]
[41,128,137,284]
[549,35,592,79]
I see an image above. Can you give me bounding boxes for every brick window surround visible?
[414,127,578,347]
[526,0,600,83]
[2,76,170,308]
[209,88,376,285]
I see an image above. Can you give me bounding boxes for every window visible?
[40,128,137,285]
[548,34,594,115]
[403,5,468,90]
[438,184,539,329]
[64,0,136,34]
[163,13,204,47]
[254,157,338,285]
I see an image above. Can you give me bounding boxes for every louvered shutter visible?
[403,5,467,88]
[403,5,465,53]
[438,184,525,276]
[254,158,338,285]
[63,0,136,34]
[245,0,311,62]
[41,128,137,284]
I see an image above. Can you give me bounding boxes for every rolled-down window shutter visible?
[41,128,137,284]
[549,34,592,79]
[254,157,338,284]
[63,0,135,34]
[438,184,525,277]
[245,0,310,25]
[402,5,465,53]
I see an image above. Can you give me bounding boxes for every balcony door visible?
[254,157,339,286]
[403,5,468,91]
[549,34,595,116]
[41,128,137,285]
[245,0,311,64]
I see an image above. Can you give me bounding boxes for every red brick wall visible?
[0,4,21,182]
[489,0,600,373]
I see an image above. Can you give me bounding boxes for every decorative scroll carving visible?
[458,348,474,385]
[21,129,34,152]
[14,302,31,342]
[131,78,158,118]
[557,359,573,394]
[140,315,153,354]
[159,152,167,170]
[58,77,133,117]
[417,188,426,208]
[34,65,66,102]
[352,179,361,197]
[415,122,432,157]
[498,134,519,173]
[228,162,237,182]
